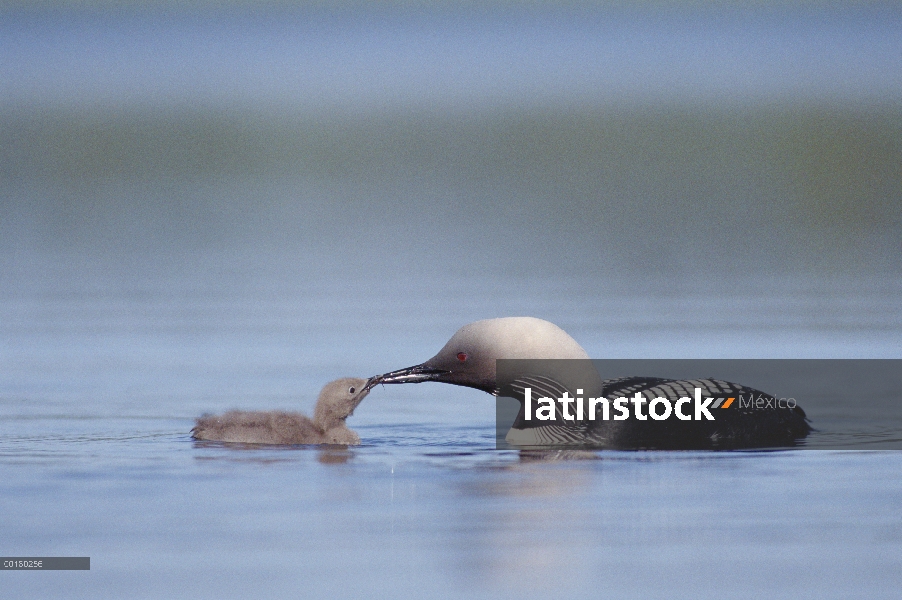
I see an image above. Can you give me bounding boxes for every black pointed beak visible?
[375,363,450,385]
[358,375,384,396]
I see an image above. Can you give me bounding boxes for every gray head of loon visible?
[373,317,589,394]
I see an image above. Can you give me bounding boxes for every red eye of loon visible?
[457,352,468,362]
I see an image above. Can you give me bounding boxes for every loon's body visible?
[373,317,811,450]
[192,377,372,445]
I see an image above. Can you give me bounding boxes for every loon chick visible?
[373,317,811,450]
[192,377,373,445]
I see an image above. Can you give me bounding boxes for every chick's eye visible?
[348,387,356,394]
[457,352,468,362]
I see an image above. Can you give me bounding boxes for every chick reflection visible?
[316,447,354,465]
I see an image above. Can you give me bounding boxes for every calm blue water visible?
[2,2,902,597]
[2,276,901,598]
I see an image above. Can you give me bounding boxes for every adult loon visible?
[192,377,373,445]
[370,317,811,449]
